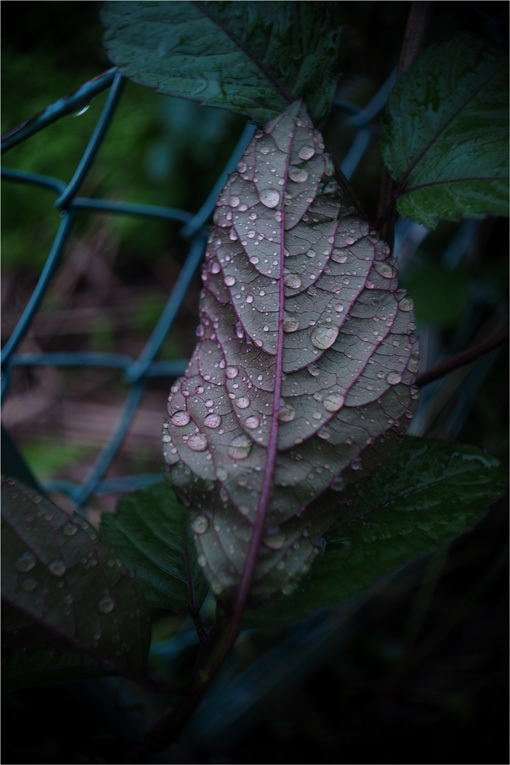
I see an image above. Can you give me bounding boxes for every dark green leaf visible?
[164,101,418,604]
[245,437,506,626]
[101,483,208,612]
[402,262,471,328]
[383,34,509,228]
[1,478,151,682]
[101,1,340,124]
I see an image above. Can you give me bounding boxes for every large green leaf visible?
[163,101,418,604]
[101,483,208,611]
[1,478,151,683]
[383,34,509,228]
[101,1,340,125]
[244,437,507,626]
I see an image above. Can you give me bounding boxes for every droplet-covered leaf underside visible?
[164,102,419,603]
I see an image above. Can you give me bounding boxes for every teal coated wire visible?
[1,210,76,377]
[56,71,126,210]
[1,167,66,194]
[1,68,117,154]
[181,122,258,239]
[126,234,208,384]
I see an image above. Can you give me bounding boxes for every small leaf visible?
[1,478,150,679]
[164,101,419,604]
[101,1,340,124]
[244,437,507,626]
[383,34,509,228]
[101,483,208,612]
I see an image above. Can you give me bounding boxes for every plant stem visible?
[134,612,240,758]
[416,327,508,388]
[376,1,431,244]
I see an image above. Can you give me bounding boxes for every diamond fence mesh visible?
[1,65,499,514]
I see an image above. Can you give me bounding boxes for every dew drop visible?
[230,196,240,208]
[16,552,36,572]
[228,435,252,460]
[283,318,299,333]
[188,433,208,452]
[217,467,228,481]
[260,188,280,208]
[204,413,221,429]
[307,364,320,377]
[264,532,286,550]
[278,402,296,422]
[408,355,420,374]
[317,427,332,440]
[282,583,295,596]
[48,559,66,577]
[226,366,239,379]
[288,167,309,183]
[374,261,397,279]
[171,411,190,427]
[237,396,250,409]
[299,145,315,160]
[331,249,347,264]
[98,595,115,614]
[311,324,339,350]
[323,391,345,412]
[410,386,420,400]
[237,161,247,174]
[224,275,236,287]
[284,273,302,289]
[245,415,260,429]
[62,523,78,536]
[399,297,414,312]
[22,577,38,591]
[331,475,345,491]
[351,458,362,471]
[386,371,402,385]
[192,515,209,534]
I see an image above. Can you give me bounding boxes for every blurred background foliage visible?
[1,2,508,764]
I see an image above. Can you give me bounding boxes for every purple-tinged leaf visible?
[163,102,419,604]
[2,478,151,680]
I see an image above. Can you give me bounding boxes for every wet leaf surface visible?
[101,483,208,612]
[244,437,507,626]
[164,102,419,604]
[101,1,340,124]
[2,478,151,679]
[383,34,509,228]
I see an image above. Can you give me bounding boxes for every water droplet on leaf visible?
[188,433,208,451]
[192,515,209,534]
[299,145,315,160]
[288,167,309,183]
[48,559,66,577]
[16,552,36,572]
[311,324,339,350]
[284,273,302,289]
[323,391,345,412]
[204,414,221,429]
[98,595,115,613]
[386,371,402,385]
[171,411,190,427]
[260,189,280,208]
[228,435,252,460]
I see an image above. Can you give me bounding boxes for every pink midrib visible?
[232,111,298,619]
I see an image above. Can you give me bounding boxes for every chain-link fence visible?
[2,65,505,513]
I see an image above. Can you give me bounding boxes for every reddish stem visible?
[416,327,508,387]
